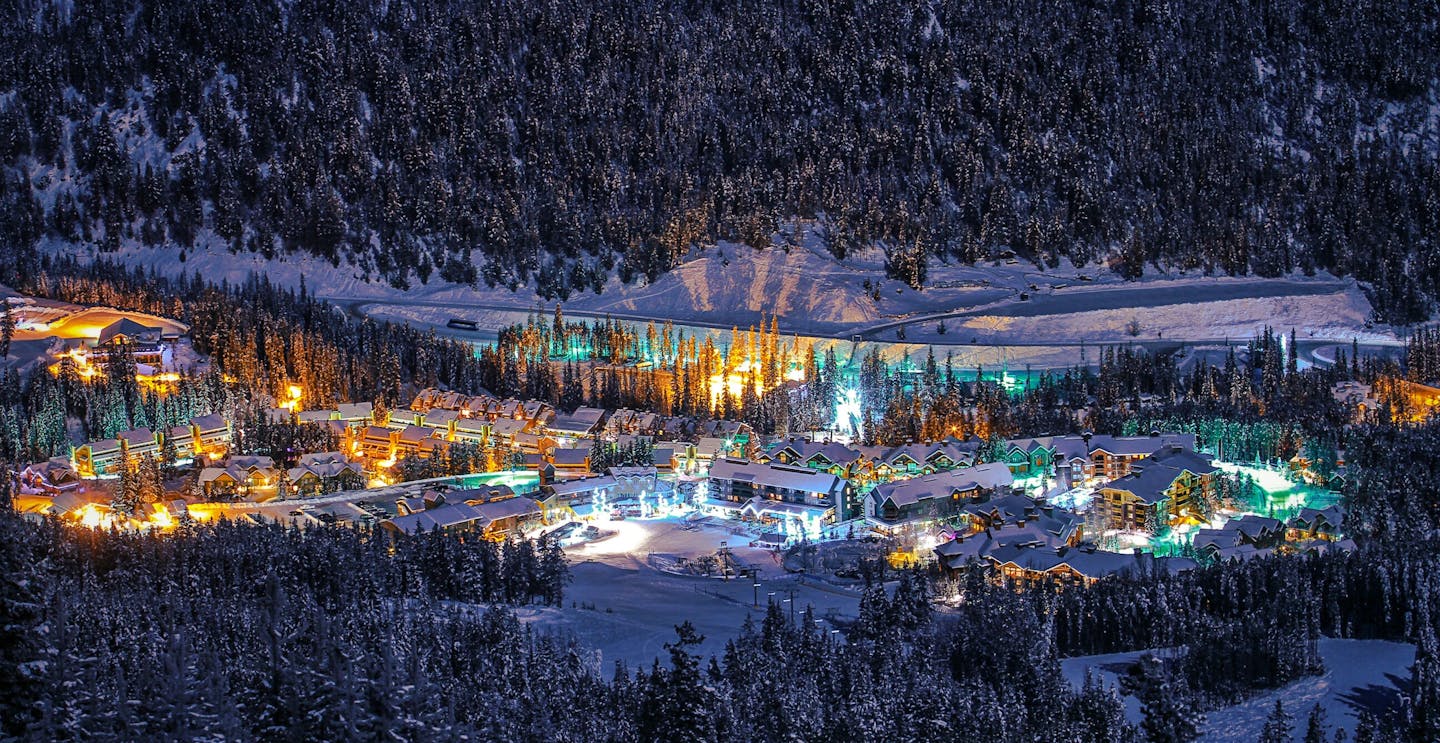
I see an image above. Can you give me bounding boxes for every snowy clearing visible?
[1062,638,1415,742]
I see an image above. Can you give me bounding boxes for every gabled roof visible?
[1192,528,1242,552]
[1227,514,1283,540]
[982,545,1196,580]
[1005,437,1055,456]
[1100,450,1215,505]
[97,318,160,345]
[880,440,976,467]
[298,451,353,467]
[288,461,362,481]
[226,454,276,470]
[872,463,1014,509]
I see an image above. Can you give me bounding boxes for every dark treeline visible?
[0,255,490,461]
[5,486,1440,741]
[1,0,1437,320]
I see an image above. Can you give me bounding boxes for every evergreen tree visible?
[1258,699,1293,743]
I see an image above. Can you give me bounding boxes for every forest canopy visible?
[0,0,1436,319]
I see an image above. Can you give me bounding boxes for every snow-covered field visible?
[1062,638,1416,742]
[48,234,1399,356]
[505,517,861,669]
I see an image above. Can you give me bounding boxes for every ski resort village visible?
[5,292,1382,579]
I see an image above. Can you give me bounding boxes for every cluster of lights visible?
[278,384,304,412]
[705,358,807,410]
[834,389,862,439]
[70,502,178,532]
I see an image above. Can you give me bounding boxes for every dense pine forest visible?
[5,475,1440,741]
[1,0,1438,320]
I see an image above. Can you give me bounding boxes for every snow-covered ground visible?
[47,232,1400,360]
[517,559,858,670]
[504,516,862,669]
[1062,638,1416,741]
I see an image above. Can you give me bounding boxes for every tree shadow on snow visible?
[1337,671,1413,721]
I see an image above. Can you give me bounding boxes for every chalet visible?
[199,455,278,497]
[701,420,752,445]
[606,409,660,436]
[1287,505,1346,541]
[397,489,451,515]
[1001,438,1056,476]
[460,395,494,419]
[759,439,868,479]
[95,319,165,366]
[1092,448,1217,535]
[961,494,1082,541]
[1331,381,1379,422]
[1193,516,1283,562]
[866,462,1014,531]
[522,401,552,424]
[287,452,365,495]
[872,439,977,481]
[548,407,608,440]
[708,458,848,522]
[1083,433,1198,481]
[16,457,81,494]
[980,545,1197,588]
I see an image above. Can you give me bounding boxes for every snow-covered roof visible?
[708,458,846,497]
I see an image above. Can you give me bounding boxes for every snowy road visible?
[855,277,1354,339]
